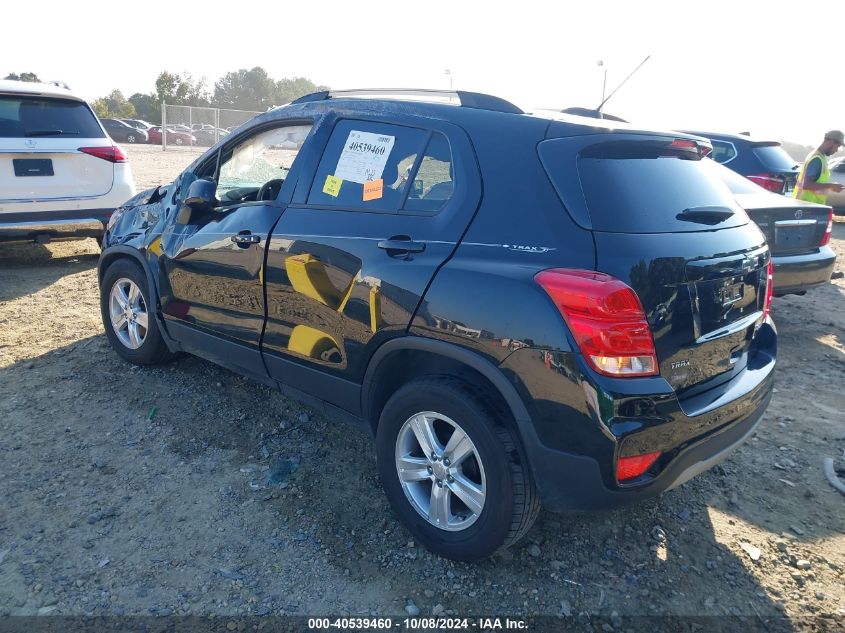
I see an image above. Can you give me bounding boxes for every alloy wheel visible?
[395,411,487,531]
[108,278,149,349]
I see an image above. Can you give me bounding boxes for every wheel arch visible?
[362,337,532,435]
[98,246,179,351]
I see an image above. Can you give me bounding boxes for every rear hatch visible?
[748,142,799,195]
[709,160,830,255]
[0,94,114,203]
[539,133,770,394]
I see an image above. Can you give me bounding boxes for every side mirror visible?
[176,179,217,225]
[184,179,217,212]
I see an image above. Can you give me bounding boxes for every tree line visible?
[4,68,327,123]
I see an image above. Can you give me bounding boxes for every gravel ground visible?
[0,145,844,629]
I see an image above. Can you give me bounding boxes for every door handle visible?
[377,236,426,257]
[231,232,261,246]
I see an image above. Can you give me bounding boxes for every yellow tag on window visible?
[323,174,342,197]
[363,179,384,201]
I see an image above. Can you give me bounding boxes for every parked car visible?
[191,127,229,146]
[147,126,195,146]
[707,160,835,295]
[0,79,135,243]
[827,156,845,215]
[100,118,148,144]
[680,130,799,195]
[99,90,776,560]
[121,118,156,133]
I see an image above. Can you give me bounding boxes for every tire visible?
[174,138,183,146]
[100,258,173,365]
[127,134,136,144]
[376,377,540,561]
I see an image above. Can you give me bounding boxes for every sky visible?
[3,0,845,146]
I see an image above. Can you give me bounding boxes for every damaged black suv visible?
[99,90,777,560]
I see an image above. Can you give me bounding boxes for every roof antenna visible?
[596,55,651,114]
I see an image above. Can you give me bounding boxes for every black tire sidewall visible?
[376,381,515,561]
[100,259,167,365]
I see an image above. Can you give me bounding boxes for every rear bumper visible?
[772,246,836,295]
[0,209,113,242]
[502,321,777,512]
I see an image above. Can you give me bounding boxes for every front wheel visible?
[376,378,539,560]
[100,259,174,365]
[127,134,136,144]
[174,137,183,146]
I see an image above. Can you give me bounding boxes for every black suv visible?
[99,90,777,560]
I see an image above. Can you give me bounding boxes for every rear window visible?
[751,144,798,172]
[540,138,748,233]
[0,95,105,138]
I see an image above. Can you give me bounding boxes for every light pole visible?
[598,61,607,117]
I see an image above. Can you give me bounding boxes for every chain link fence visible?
[159,103,263,151]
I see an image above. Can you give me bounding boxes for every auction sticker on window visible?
[362,179,384,201]
[335,131,395,184]
[322,174,343,197]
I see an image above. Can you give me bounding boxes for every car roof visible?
[0,79,84,102]
[678,129,780,145]
[264,92,691,142]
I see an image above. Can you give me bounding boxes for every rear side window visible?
[710,140,737,164]
[540,138,748,233]
[307,120,429,211]
[752,144,798,171]
[404,133,454,212]
[0,96,105,138]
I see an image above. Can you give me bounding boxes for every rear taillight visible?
[746,173,785,193]
[762,260,774,321]
[617,451,662,482]
[79,145,127,163]
[535,269,658,377]
[820,208,833,246]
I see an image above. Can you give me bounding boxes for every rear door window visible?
[307,120,429,211]
[540,136,749,233]
[0,96,105,138]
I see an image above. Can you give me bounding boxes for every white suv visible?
[0,80,135,243]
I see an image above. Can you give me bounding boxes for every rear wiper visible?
[24,129,80,137]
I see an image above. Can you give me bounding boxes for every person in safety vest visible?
[794,130,845,204]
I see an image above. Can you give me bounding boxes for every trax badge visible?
[671,359,691,370]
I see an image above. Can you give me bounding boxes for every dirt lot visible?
[1,144,844,629]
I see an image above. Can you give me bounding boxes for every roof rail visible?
[291,88,524,115]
